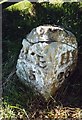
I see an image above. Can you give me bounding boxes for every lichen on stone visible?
[16,25,78,100]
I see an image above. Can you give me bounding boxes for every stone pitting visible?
[16,25,78,99]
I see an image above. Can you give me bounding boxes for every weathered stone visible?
[16,25,78,100]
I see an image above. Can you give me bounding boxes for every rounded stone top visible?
[26,25,77,48]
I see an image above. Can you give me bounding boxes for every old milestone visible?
[16,25,78,99]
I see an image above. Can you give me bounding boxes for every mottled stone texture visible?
[16,25,78,99]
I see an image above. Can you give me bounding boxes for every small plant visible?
[0,101,29,120]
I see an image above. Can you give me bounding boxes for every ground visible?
[2,1,82,119]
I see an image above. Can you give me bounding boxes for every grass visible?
[0,101,30,119]
[2,1,82,119]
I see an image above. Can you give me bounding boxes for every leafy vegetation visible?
[2,1,82,119]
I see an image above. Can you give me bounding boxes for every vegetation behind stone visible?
[2,1,82,119]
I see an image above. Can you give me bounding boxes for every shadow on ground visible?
[2,2,82,117]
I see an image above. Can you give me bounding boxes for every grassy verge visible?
[2,1,82,119]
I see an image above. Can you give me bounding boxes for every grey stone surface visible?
[16,25,78,99]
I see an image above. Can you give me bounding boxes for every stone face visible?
[16,25,78,99]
